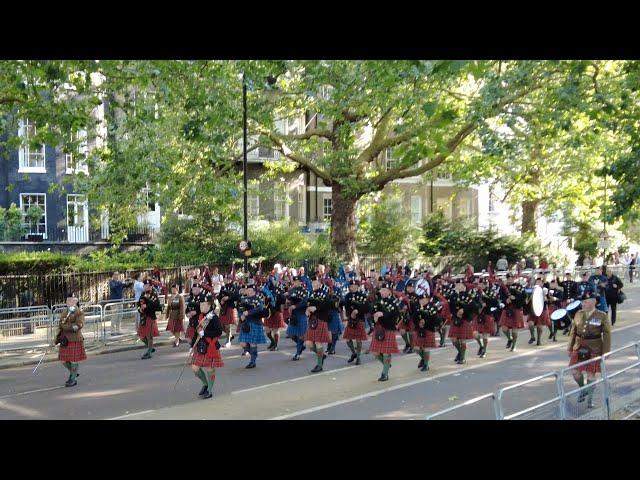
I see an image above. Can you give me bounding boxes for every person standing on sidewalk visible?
[133,273,145,327]
[108,271,132,336]
[137,280,161,360]
[604,267,623,326]
[189,295,224,400]
[165,284,185,347]
[628,253,636,283]
[55,293,86,387]
[567,291,611,408]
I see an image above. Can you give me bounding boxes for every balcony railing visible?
[1,224,159,244]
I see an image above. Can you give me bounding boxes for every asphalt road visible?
[1,286,639,420]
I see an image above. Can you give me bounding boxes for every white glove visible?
[72,325,79,331]
[188,347,193,355]
[198,330,204,337]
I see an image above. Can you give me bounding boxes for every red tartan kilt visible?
[413,330,437,348]
[220,307,238,326]
[186,326,195,340]
[569,350,601,373]
[304,319,332,343]
[500,309,525,329]
[264,311,286,329]
[548,304,558,316]
[58,341,87,362]
[343,321,368,341]
[192,343,225,368]
[475,314,496,334]
[166,317,184,332]
[282,309,291,322]
[137,318,160,338]
[448,318,476,339]
[369,330,400,354]
[528,308,551,327]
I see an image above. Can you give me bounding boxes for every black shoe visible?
[300,345,307,353]
[152,348,156,353]
[454,352,461,363]
[245,362,256,369]
[378,374,389,382]
[230,335,235,341]
[509,345,516,352]
[548,333,554,340]
[347,353,357,363]
[201,392,213,399]
[528,337,535,345]
[421,364,429,372]
[505,340,512,349]
[141,352,151,360]
[536,340,541,346]
[292,354,299,361]
[355,357,361,365]
[480,349,487,358]
[407,347,414,354]
[198,385,208,396]
[439,340,445,347]
[552,336,557,342]
[418,359,425,369]
[477,347,484,356]
[310,365,323,373]
[456,358,466,365]
[272,346,279,351]
[65,379,77,387]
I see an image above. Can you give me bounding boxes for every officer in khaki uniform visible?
[567,290,611,408]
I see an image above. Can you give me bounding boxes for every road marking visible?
[0,386,64,400]
[269,321,640,420]
[108,409,155,420]
[231,365,357,395]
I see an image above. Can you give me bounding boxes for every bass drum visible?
[532,285,545,317]
[550,308,571,330]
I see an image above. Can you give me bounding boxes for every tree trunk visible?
[330,184,359,265]
[521,199,540,236]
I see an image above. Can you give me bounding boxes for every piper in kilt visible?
[305,281,334,373]
[185,283,207,346]
[165,283,185,347]
[436,281,455,347]
[264,281,287,351]
[449,283,481,365]
[326,284,344,355]
[218,279,240,348]
[343,281,370,365]
[499,276,527,352]
[413,294,442,372]
[190,295,224,400]
[55,293,86,387]
[369,283,401,382]
[567,291,611,408]
[397,281,417,354]
[286,277,309,361]
[474,287,498,358]
[238,285,269,369]
[137,280,161,360]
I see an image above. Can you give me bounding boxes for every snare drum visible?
[566,300,582,319]
[550,308,571,330]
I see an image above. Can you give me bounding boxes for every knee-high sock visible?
[376,353,384,365]
[407,332,413,347]
[504,329,512,341]
[460,342,467,360]
[475,335,482,348]
[575,374,585,388]
[453,340,461,354]
[70,362,79,379]
[273,332,280,347]
[296,337,304,355]
[382,354,391,375]
[536,326,543,342]
[416,347,424,360]
[356,341,362,358]
[346,340,355,355]
[528,325,535,339]
[195,368,207,386]
[586,378,596,400]
[147,335,154,354]
[482,336,488,349]
[63,361,72,373]
[249,345,258,364]
[424,350,430,367]
[511,331,518,344]
[203,367,216,393]
[316,348,324,367]
[266,331,274,344]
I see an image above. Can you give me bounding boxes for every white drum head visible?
[532,285,545,316]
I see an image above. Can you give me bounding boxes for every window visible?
[274,184,288,220]
[385,149,398,170]
[248,194,259,217]
[458,198,472,218]
[297,185,304,221]
[65,129,89,174]
[18,119,46,172]
[411,196,423,224]
[488,185,495,212]
[142,188,157,212]
[20,194,47,237]
[323,197,333,221]
[67,194,89,242]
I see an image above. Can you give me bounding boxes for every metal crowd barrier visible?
[0,306,52,351]
[426,340,640,420]
[50,304,104,347]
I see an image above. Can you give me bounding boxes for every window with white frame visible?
[20,194,47,237]
[297,185,304,220]
[274,183,288,220]
[65,129,89,174]
[488,185,495,212]
[411,196,423,224]
[323,197,333,221]
[18,119,46,171]
[141,188,157,212]
[385,149,398,170]
[458,198,472,218]
[248,192,260,217]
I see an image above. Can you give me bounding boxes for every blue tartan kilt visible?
[238,321,268,345]
[328,310,344,334]
[286,312,308,337]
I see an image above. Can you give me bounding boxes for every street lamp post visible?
[243,73,248,274]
